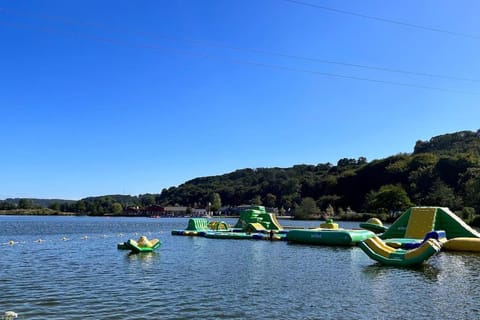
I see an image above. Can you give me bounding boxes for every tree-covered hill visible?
[0,198,75,209]
[153,129,480,218]
[3,129,480,223]
[414,130,480,156]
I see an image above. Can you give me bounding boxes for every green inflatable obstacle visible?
[171,218,211,236]
[381,207,480,241]
[186,218,209,231]
[233,206,283,231]
[171,218,231,236]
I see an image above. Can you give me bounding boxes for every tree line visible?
[2,130,480,224]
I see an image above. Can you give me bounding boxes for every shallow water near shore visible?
[1,215,480,319]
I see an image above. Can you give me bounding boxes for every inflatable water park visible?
[171,206,286,240]
[170,206,480,267]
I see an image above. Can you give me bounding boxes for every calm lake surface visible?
[1,215,480,319]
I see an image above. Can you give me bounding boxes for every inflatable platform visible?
[287,227,374,246]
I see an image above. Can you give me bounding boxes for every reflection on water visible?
[362,261,441,282]
[1,216,480,319]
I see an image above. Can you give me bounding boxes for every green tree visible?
[294,197,320,219]
[140,194,156,207]
[464,174,480,213]
[424,179,461,209]
[435,154,478,188]
[111,202,123,215]
[279,195,294,211]
[365,184,413,213]
[49,202,61,211]
[210,193,222,213]
[263,193,277,208]
[409,153,439,170]
[18,198,33,209]
[76,200,87,213]
[281,178,301,196]
[319,194,341,210]
[325,204,335,217]
[0,201,15,210]
[250,195,262,205]
[460,207,475,222]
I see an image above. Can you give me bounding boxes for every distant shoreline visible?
[0,210,294,219]
[0,209,76,216]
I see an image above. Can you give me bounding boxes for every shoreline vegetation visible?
[0,209,76,216]
[0,209,402,224]
[2,130,480,226]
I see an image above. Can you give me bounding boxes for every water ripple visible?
[1,216,480,319]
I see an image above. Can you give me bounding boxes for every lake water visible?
[1,215,480,320]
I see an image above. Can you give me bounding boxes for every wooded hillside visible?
[3,130,480,222]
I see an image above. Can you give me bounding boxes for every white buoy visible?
[5,311,18,319]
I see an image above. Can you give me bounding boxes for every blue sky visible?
[1,0,479,200]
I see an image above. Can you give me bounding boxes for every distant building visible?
[123,205,203,217]
[192,208,207,216]
[143,205,165,217]
[124,206,140,216]
[163,206,188,217]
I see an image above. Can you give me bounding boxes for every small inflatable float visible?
[119,236,161,253]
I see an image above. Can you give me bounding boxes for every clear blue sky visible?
[1,0,479,200]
